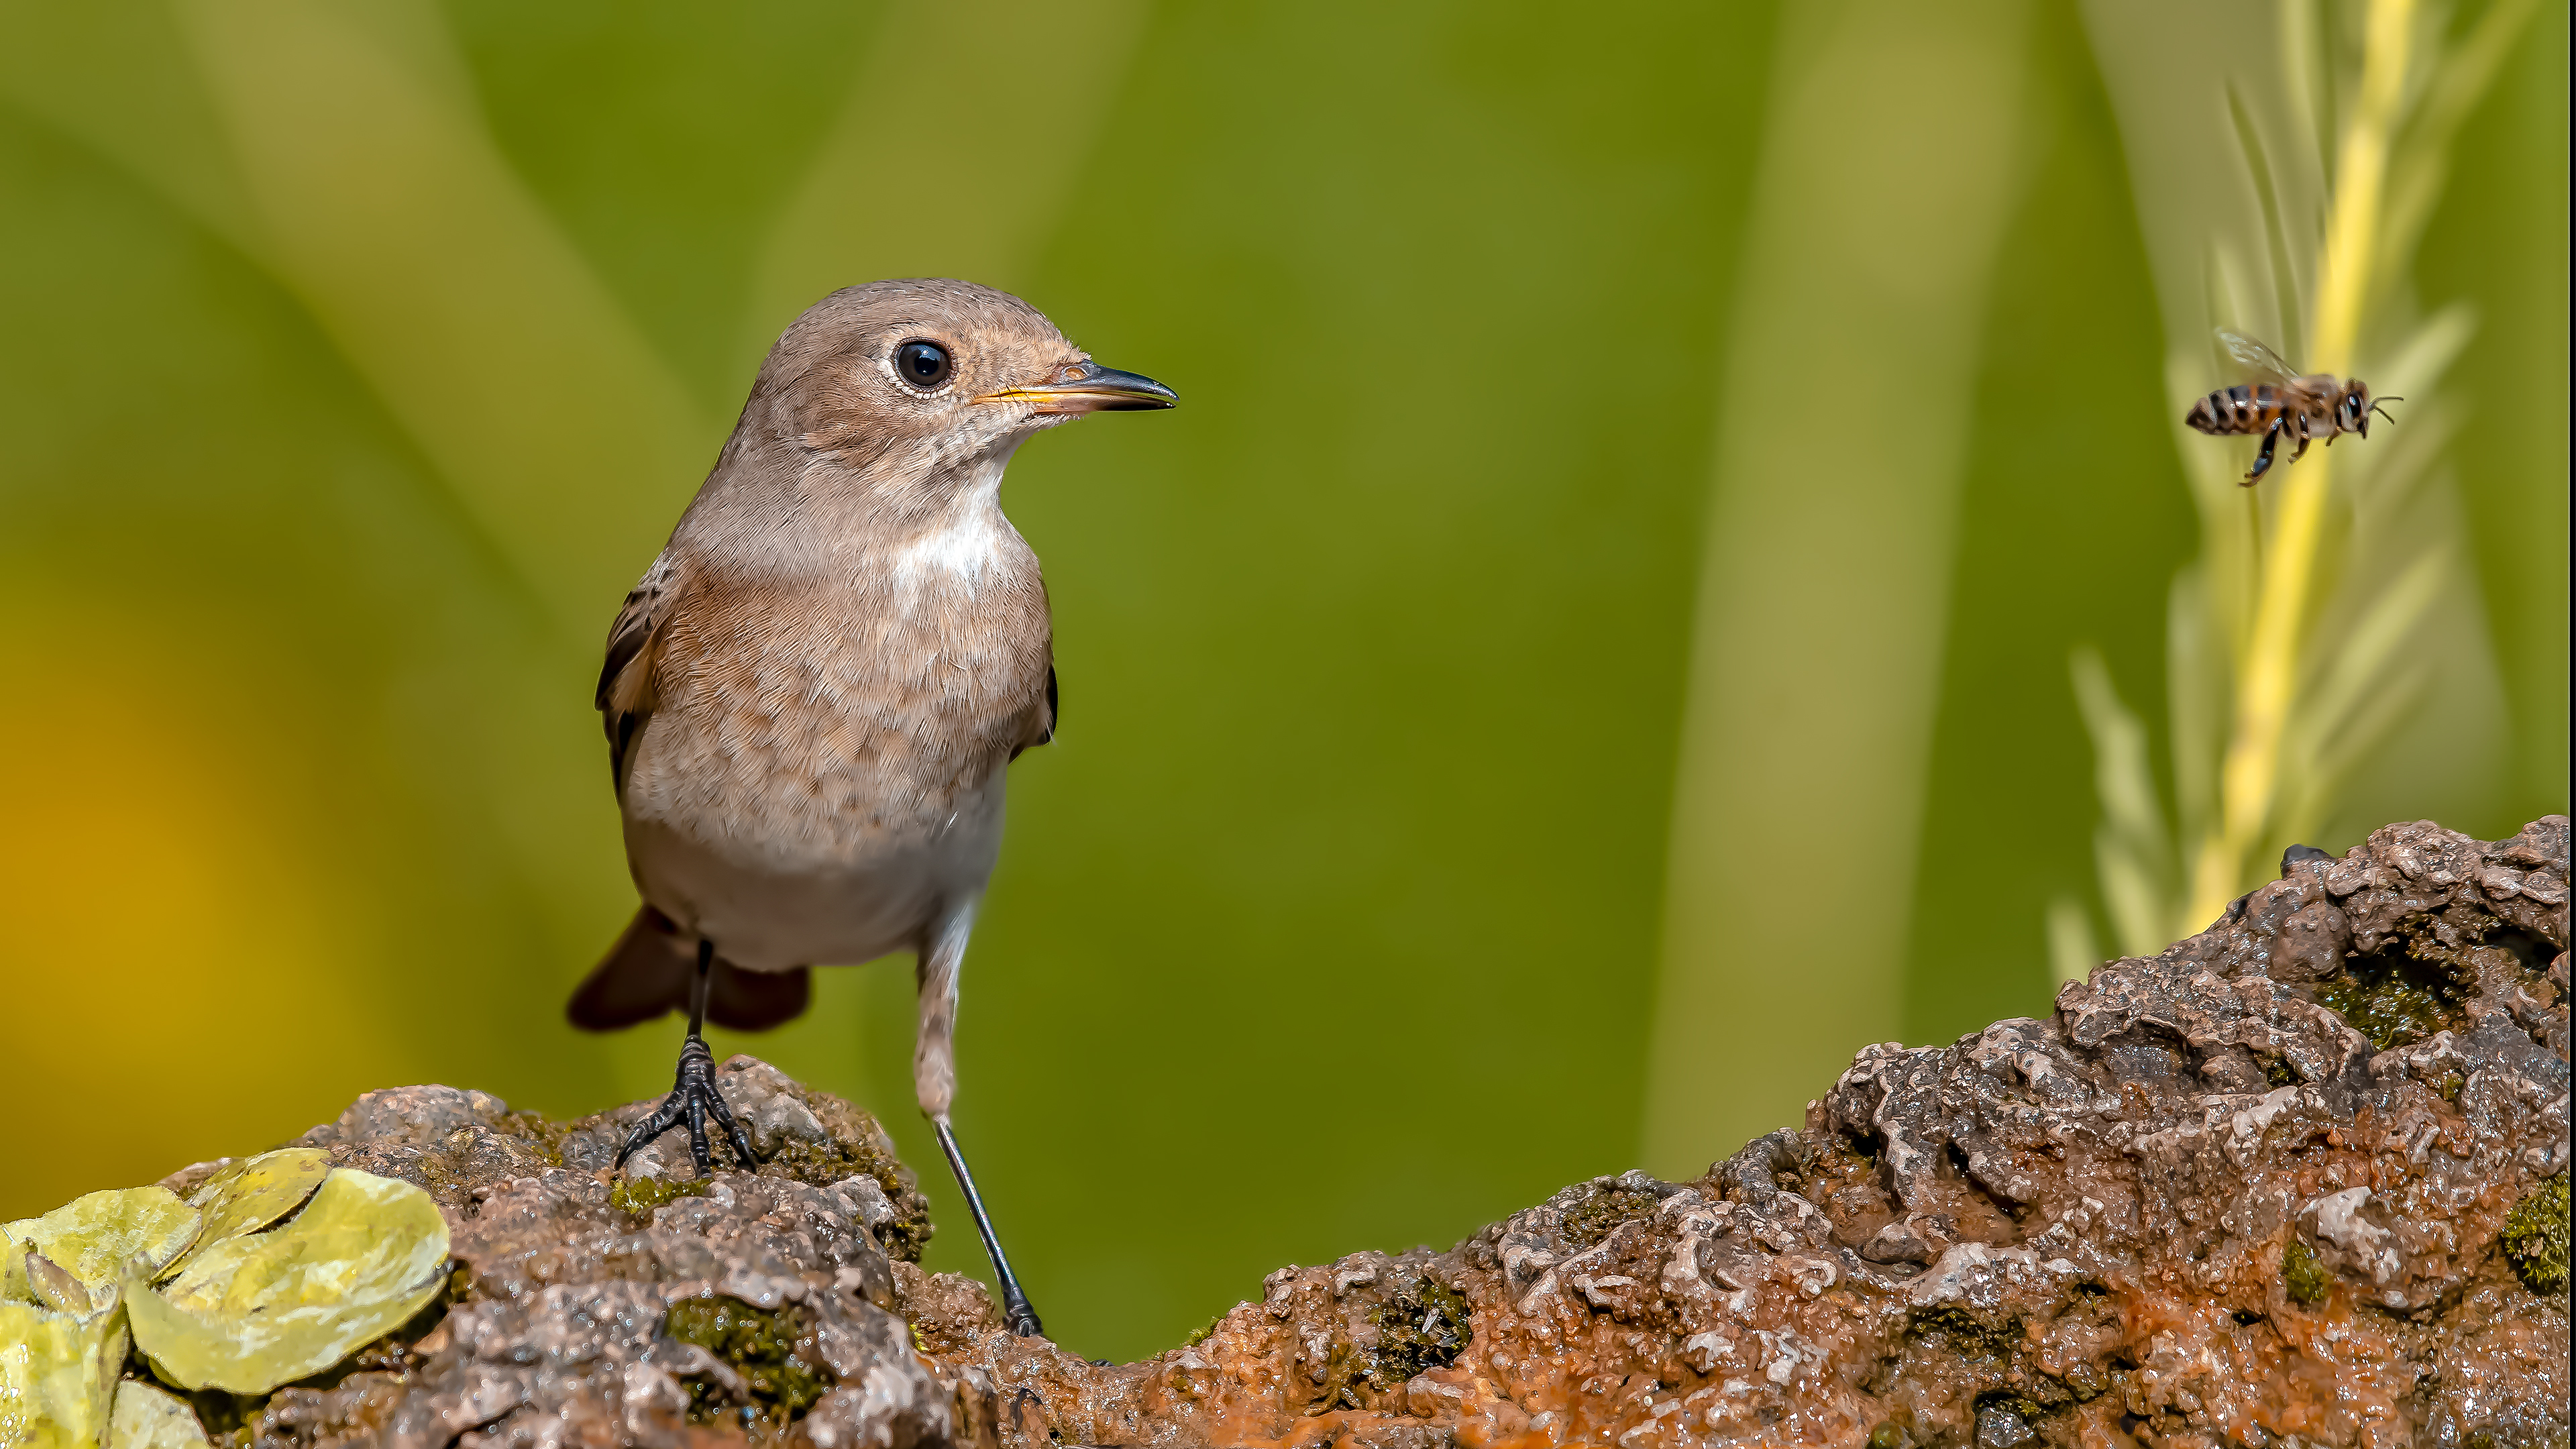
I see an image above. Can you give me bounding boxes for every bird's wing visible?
[1011,663,1059,761]
[599,551,680,796]
[999,665,1051,763]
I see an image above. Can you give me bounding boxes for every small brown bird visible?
[566,279,1175,1337]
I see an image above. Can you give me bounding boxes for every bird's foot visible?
[1001,1291,1043,1339]
[614,1035,758,1175]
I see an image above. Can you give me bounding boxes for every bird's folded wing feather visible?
[600,552,680,795]
[1012,663,1058,759]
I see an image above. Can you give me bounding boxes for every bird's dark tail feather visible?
[566,907,812,1032]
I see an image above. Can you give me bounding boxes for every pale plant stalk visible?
[2068,0,2530,979]
[2188,0,2416,924]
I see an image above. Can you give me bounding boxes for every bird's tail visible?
[566,907,812,1032]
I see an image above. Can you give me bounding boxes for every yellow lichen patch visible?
[124,1169,448,1394]
[107,1379,212,1449]
[3,1189,201,1311]
[0,1299,130,1448]
[160,1150,333,1281]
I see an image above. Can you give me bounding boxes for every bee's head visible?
[2344,380,2401,437]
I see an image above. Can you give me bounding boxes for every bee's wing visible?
[2217,329,2303,384]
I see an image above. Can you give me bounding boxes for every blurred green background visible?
[1,0,2562,1363]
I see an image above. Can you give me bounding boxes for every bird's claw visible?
[998,1282,1043,1338]
[614,1035,757,1174]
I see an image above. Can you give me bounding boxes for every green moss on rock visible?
[1558,1183,1660,1250]
[1371,1275,1472,1384]
[2501,1173,2568,1297]
[501,1112,571,1169]
[1972,1391,2045,1448]
[2314,944,2471,1051]
[758,1137,931,1263]
[711,1069,935,1265]
[1975,1388,2049,1419]
[607,1176,708,1219]
[661,1295,826,1426]
[1907,1304,2019,1360]
[1309,1273,1475,1413]
[2283,1238,2330,1305]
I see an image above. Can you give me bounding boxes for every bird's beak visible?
[977,361,1177,414]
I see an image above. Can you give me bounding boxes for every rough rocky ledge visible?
[145,818,2571,1448]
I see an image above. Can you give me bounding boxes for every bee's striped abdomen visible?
[2185,384,2282,436]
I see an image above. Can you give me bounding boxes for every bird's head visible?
[757,279,1175,488]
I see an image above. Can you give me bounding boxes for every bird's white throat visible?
[888,437,1027,594]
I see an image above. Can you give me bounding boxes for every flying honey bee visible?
[2185,329,2400,486]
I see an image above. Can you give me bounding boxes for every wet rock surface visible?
[159,1058,964,1448]
[148,820,2565,1448]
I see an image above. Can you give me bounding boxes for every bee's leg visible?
[2290,425,2314,464]
[2245,419,2284,485]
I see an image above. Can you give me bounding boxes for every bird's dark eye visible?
[894,340,953,388]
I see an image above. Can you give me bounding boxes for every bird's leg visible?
[916,906,1043,1338]
[614,938,758,1175]
[934,1121,1041,1338]
[2244,419,2284,485]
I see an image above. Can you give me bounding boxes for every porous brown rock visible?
[151,820,2568,1448]
[158,1059,967,1449]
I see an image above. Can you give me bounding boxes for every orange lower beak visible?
[977,362,1177,414]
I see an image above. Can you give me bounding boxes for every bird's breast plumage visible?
[620,508,1053,888]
